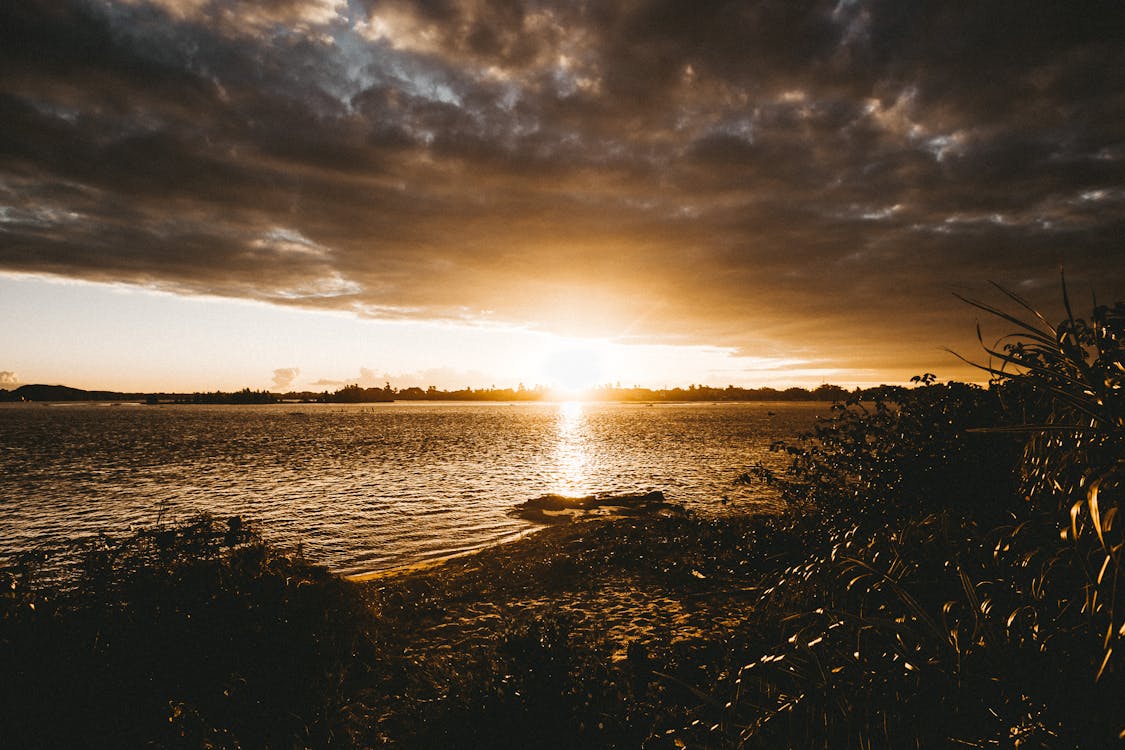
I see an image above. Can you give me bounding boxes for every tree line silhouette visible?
[1,382,861,403]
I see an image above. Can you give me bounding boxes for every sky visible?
[1,0,1123,393]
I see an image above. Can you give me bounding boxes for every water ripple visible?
[0,401,824,575]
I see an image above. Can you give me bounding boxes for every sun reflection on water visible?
[551,400,592,496]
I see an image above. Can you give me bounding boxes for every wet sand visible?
[359,507,787,664]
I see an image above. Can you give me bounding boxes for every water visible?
[0,401,827,575]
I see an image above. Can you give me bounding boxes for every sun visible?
[538,341,611,399]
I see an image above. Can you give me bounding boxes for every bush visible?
[714,286,1125,748]
[958,286,1125,684]
[400,614,668,750]
[0,515,381,749]
[744,376,1022,526]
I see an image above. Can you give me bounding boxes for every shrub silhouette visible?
[0,515,381,748]
[708,285,1125,749]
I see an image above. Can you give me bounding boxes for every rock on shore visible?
[509,490,685,524]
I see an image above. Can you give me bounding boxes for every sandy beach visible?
[361,500,773,655]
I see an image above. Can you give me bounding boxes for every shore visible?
[0,504,796,749]
[363,502,786,647]
[352,507,805,746]
[351,491,763,660]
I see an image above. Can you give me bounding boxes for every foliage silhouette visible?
[700,284,1125,748]
[0,515,381,748]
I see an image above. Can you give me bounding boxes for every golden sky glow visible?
[0,274,860,392]
[0,1,1122,391]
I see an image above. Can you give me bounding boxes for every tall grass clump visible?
[0,515,383,749]
[956,283,1125,681]
[695,284,1125,749]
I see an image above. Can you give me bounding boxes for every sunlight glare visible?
[538,340,611,399]
[550,400,592,496]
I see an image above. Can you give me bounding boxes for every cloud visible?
[308,378,344,388]
[354,367,388,388]
[117,0,347,38]
[270,367,300,390]
[310,367,387,389]
[1,0,1122,378]
[0,371,19,388]
[388,367,508,390]
[308,366,503,391]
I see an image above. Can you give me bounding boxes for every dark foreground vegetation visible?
[2,287,1122,748]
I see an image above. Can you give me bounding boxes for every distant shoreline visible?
[0,397,842,406]
[0,381,886,405]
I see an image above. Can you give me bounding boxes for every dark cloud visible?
[1,0,1123,380]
